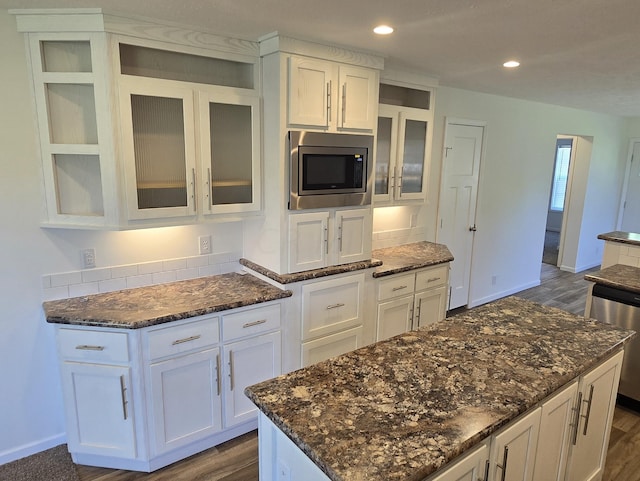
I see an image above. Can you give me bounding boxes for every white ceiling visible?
[4,0,640,117]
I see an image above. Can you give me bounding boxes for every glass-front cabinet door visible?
[120,82,197,220]
[374,104,430,203]
[199,91,260,215]
[26,33,116,227]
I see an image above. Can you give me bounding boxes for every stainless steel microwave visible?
[289,130,373,210]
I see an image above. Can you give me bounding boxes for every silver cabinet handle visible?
[119,375,128,420]
[326,80,332,124]
[392,285,408,291]
[338,221,343,252]
[206,167,212,209]
[427,277,441,283]
[582,384,595,436]
[75,345,105,351]
[191,168,197,212]
[172,334,201,345]
[215,354,221,396]
[228,350,235,391]
[571,391,583,445]
[415,298,422,328]
[341,83,346,126]
[326,303,345,310]
[496,446,509,481]
[324,226,328,254]
[243,319,267,329]
[479,459,490,481]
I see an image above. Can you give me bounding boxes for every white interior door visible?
[620,141,640,232]
[437,121,483,310]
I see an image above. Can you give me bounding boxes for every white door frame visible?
[437,117,487,309]
[616,137,640,230]
[556,135,579,269]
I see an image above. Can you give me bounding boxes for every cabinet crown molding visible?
[259,32,384,70]
[11,8,259,57]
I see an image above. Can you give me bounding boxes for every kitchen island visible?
[245,297,634,481]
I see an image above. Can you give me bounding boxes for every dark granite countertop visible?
[585,264,640,295]
[43,272,292,329]
[372,241,454,278]
[239,258,382,284]
[245,297,634,481]
[598,231,640,247]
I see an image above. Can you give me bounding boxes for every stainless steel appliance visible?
[591,284,640,405]
[289,130,373,210]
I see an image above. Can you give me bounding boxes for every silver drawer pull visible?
[392,285,408,291]
[75,345,105,351]
[172,334,201,345]
[427,277,441,282]
[326,303,345,310]
[243,319,267,329]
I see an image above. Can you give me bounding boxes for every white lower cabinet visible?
[532,381,578,481]
[300,273,365,366]
[565,350,623,481]
[148,348,222,455]
[60,361,137,458]
[55,301,283,471]
[490,408,540,481]
[375,263,449,341]
[429,442,490,481]
[222,331,281,427]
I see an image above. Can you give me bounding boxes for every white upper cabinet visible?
[13,9,261,229]
[374,82,434,204]
[288,54,378,132]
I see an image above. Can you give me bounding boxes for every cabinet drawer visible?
[302,273,364,341]
[222,303,281,342]
[57,328,129,363]
[415,265,448,291]
[301,326,363,367]
[377,272,416,301]
[146,317,219,361]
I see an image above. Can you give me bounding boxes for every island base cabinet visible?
[532,381,578,481]
[428,442,489,481]
[565,350,623,481]
[258,414,331,481]
[490,408,540,481]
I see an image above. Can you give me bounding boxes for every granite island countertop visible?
[43,272,292,329]
[585,263,640,295]
[245,296,634,481]
[598,231,640,247]
[372,241,454,278]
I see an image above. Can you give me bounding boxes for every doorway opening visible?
[543,136,575,266]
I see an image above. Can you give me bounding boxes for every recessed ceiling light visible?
[374,25,394,35]
[503,60,521,68]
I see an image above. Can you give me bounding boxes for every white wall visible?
[427,87,628,306]
[0,9,243,463]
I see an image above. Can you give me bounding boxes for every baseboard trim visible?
[560,261,600,274]
[0,433,66,465]
[468,280,541,309]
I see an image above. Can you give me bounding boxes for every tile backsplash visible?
[42,251,242,301]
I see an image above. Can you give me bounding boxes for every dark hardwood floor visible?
[72,264,638,481]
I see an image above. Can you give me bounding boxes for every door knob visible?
[469,225,477,232]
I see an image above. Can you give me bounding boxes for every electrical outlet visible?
[491,275,498,286]
[82,248,96,269]
[199,235,212,255]
[410,213,418,228]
